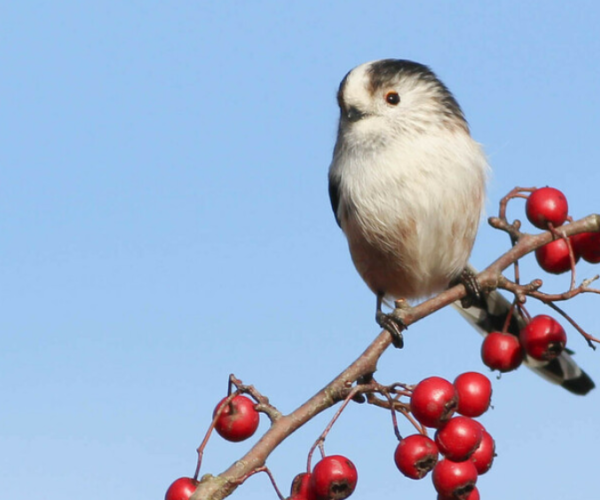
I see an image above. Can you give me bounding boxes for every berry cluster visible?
[164,390,360,500]
[526,186,600,273]
[480,185,600,376]
[394,373,494,500]
[481,314,567,373]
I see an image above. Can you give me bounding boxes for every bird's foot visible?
[455,268,486,309]
[376,299,410,348]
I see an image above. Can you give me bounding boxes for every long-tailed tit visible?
[329,59,593,394]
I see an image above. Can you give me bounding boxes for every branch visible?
[190,213,600,500]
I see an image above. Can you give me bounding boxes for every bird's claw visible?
[376,310,406,348]
[457,268,485,309]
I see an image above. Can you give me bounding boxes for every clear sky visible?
[2,2,600,499]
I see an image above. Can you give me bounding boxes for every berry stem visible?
[232,466,285,500]
[306,386,361,472]
[498,186,536,221]
[543,301,600,349]
[193,391,240,481]
[501,300,518,334]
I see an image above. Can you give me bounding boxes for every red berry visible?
[435,417,483,462]
[453,372,492,417]
[520,315,567,361]
[481,332,523,372]
[310,455,357,500]
[165,477,199,500]
[394,434,439,479]
[432,459,478,499]
[438,487,480,500]
[526,187,569,229]
[466,487,480,500]
[290,472,316,500]
[535,237,579,274]
[572,231,600,263]
[470,429,495,475]
[213,395,260,442]
[410,377,458,428]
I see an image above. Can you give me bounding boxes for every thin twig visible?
[193,391,240,481]
[231,466,285,500]
[544,301,600,349]
[229,374,283,423]
[306,386,361,472]
[498,186,535,221]
[502,299,518,334]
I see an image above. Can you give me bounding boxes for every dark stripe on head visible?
[367,59,466,125]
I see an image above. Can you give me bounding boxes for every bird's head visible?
[336,59,469,142]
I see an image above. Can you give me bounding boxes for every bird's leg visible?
[375,293,406,348]
[454,267,487,309]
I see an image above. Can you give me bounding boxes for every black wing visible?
[328,172,342,228]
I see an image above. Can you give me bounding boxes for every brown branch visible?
[500,275,600,303]
[190,213,600,500]
[229,375,283,423]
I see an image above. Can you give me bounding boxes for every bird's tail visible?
[452,269,595,395]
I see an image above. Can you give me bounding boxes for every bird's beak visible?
[345,105,367,122]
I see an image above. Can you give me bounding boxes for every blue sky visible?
[2,2,600,499]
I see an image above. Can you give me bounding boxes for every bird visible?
[328,59,594,395]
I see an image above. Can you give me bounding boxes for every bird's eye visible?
[385,91,400,105]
